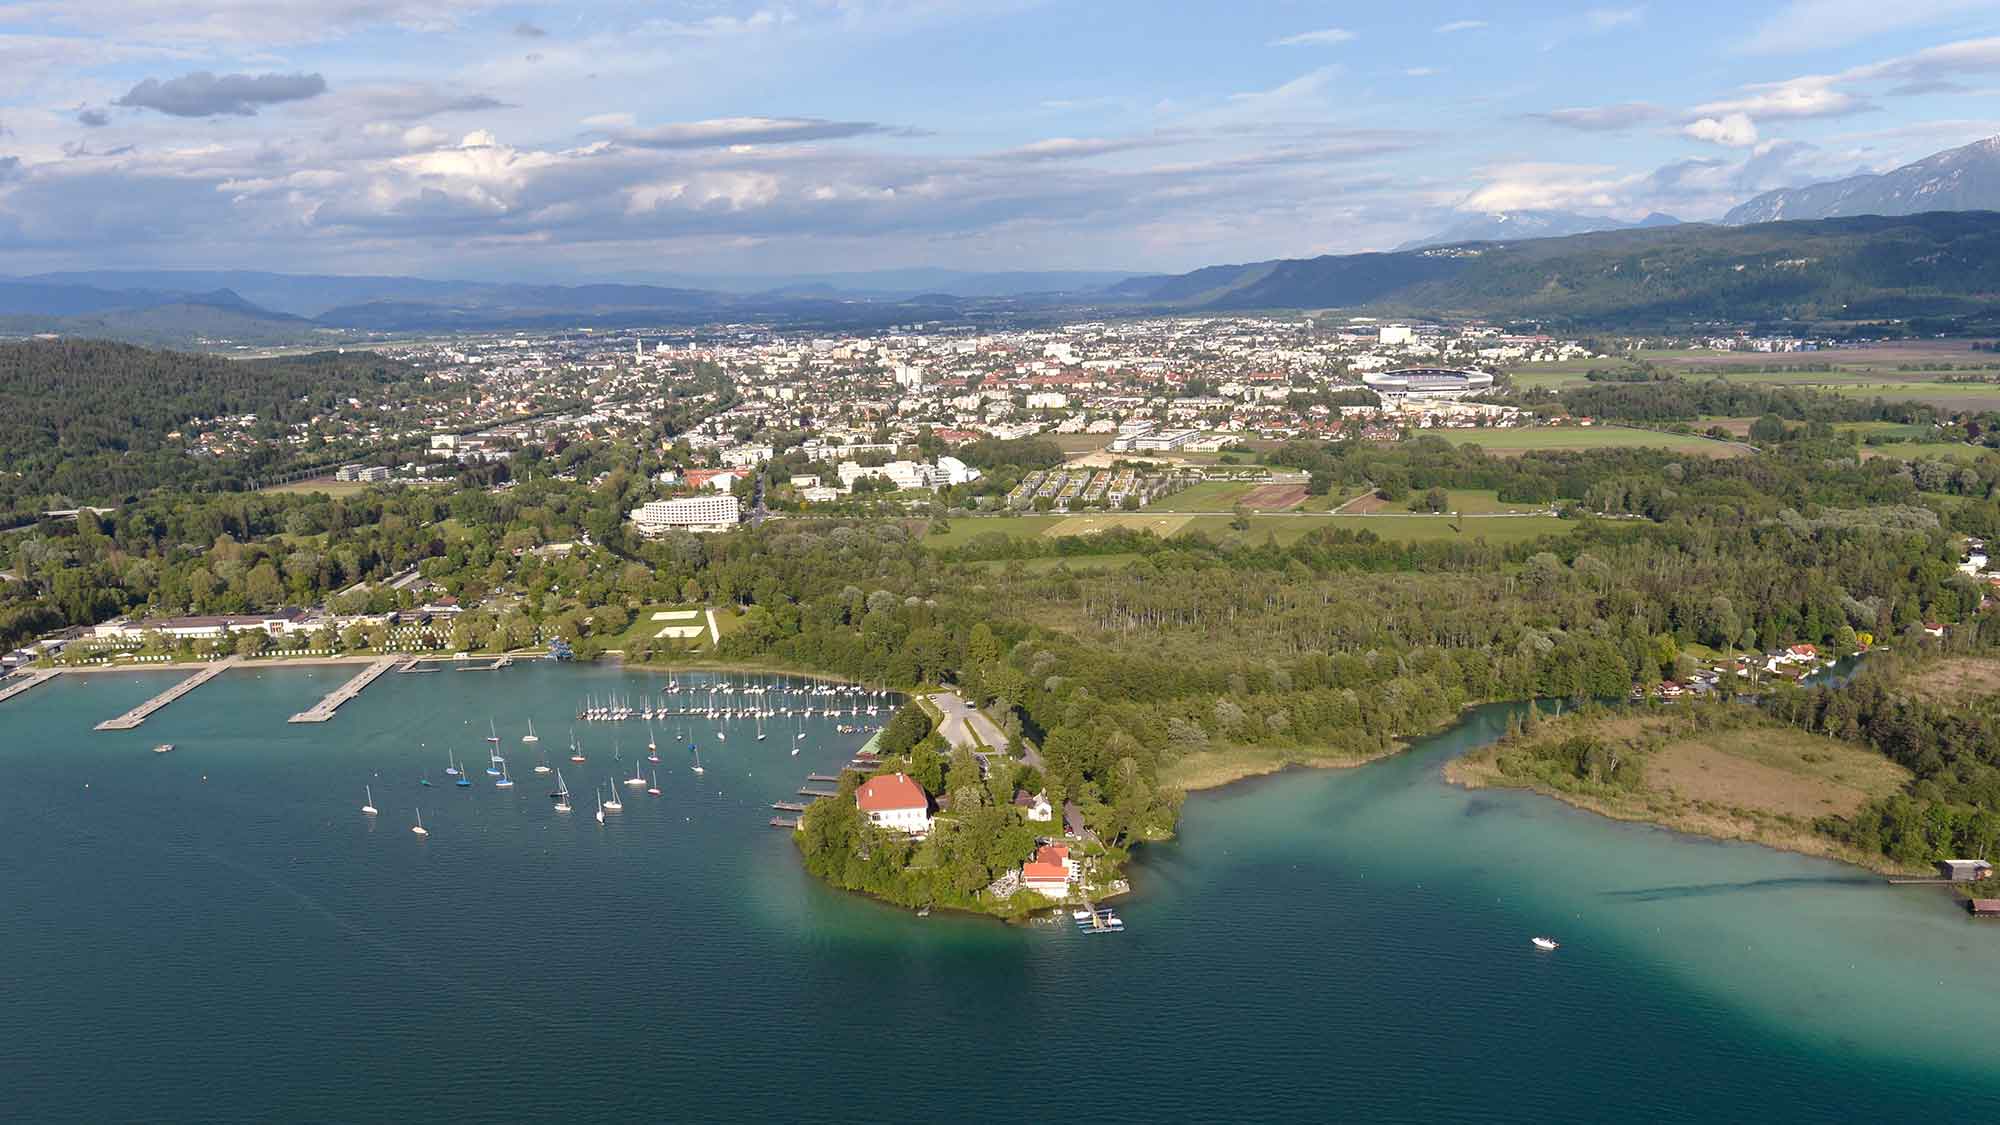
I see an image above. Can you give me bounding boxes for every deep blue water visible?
[2,662,1995,1122]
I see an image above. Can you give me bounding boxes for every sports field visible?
[1448,427,1748,457]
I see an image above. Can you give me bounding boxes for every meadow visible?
[1446,427,1747,457]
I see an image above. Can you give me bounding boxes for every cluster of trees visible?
[1764,641,2000,865]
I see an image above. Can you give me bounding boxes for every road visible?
[928,689,1041,769]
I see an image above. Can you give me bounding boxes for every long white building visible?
[628,495,741,536]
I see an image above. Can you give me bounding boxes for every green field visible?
[259,477,376,497]
[1447,427,1746,457]
[1859,442,1991,462]
[1149,480,1258,511]
[1820,381,2000,409]
[609,605,716,653]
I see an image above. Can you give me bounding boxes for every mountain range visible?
[1724,135,2000,225]
[1395,210,1682,251]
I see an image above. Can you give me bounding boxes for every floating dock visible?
[95,658,239,731]
[288,657,399,723]
[806,773,842,783]
[771,801,810,812]
[769,817,799,829]
[798,787,839,799]
[0,668,59,706]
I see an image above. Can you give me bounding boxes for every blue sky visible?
[2,1,1999,280]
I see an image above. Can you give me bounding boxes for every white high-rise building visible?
[627,495,741,536]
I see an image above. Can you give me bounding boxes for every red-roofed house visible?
[684,469,744,492]
[855,772,931,836]
[1020,843,1076,898]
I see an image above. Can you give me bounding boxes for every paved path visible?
[705,608,721,646]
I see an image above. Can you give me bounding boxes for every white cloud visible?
[1405,67,1438,77]
[1457,162,1638,212]
[1695,76,1870,120]
[1435,20,1487,33]
[1682,113,1760,147]
[1585,6,1645,30]
[1741,0,1998,54]
[1534,103,1663,131]
[0,0,507,47]
[1271,27,1355,47]
[1841,35,2000,83]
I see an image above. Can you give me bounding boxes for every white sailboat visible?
[603,782,623,812]
[691,745,705,776]
[553,769,573,812]
[625,758,647,788]
[647,770,661,798]
[412,808,429,837]
[595,787,605,825]
[495,761,514,789]
[522,719,539,744]
[755,711,766,741]
[362,785,378,816]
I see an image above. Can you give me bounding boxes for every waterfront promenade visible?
[94,657,240,730]
[288,656,400,723]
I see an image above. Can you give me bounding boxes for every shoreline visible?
[1441,754,1922,878]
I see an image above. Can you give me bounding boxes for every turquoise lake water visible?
[3,661,1997,1122]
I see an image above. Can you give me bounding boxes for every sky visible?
[2,0,2000,281]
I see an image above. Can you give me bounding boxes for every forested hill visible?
[1110,211,2000,328]
[0,340,411,515]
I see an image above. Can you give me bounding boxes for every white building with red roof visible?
[1020,843,1076,898]
[855,772,931,836]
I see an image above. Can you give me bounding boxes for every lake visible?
[2,662,1995,1122]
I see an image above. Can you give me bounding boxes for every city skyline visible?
[3,1,2000,279]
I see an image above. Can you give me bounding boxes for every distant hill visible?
[1105,210,2000,327]
[1724,135,2000,225]
[1396,210,1680,251]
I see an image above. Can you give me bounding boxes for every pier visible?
[95,657,239,730]
[457,656,513,672]
[771,801,810,812]
[798,787,839,799]
[0,668,59,706]
[288,657,399,723]
[806,773,842,783]
[769,817,800,829]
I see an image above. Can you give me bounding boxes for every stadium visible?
[1361,368,1496,403]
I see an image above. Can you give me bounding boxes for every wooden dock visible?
[0,668,59,706]
[288,657,399,723]
[95,657,239,730]
[457,656,514,672]
[798,787,839,799]
[769,817,799,829]
[772,801,810,812]
[806,772,842,783]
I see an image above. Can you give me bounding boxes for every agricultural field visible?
[1447,427,1748,457]
[1858,442,1990,462]
[1339,488,1547,515]
[1819,381,2000,411]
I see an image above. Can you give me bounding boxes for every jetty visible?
[95,657,239,731]
[772,801,810,812]
[0,668,59,706]
[806,773,842,783]
[769,817,800,829]
[288,656,399,723]
[457,656,513,672]
[798,787,839,799]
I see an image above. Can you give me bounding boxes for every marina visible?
[93,656,239,730]
[286,656,400,723]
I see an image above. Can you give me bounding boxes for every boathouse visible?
[1938,859,1994,883]
[1967,899,2000,918]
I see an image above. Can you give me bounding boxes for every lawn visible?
[1820,382,2000,410]
[1858,442,1990,462]
[1149,480,1256,511]
[1341,488,1546,515]
[609,605,716,653]
[1447,427,1748,457]
[259,477,376,497]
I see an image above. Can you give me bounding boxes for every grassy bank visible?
[1444,705,1920,876]
[1162,740,1406,791]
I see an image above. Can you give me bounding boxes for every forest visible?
[0,340,420,519]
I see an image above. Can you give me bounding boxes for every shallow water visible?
[1,663,1993,1121]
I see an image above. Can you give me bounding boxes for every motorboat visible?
[1531,937,1560,951]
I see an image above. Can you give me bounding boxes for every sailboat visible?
[485,718,501,745]
[362,785,378,816]
[647,770,661,797]
[445,752,461,778]
[454,764,472,787]
[420,772,432,788]
[553,769,572,812]
[603,782,623,813]
[495,761,514,789]
[646,719,660,762]
[522,719,539,744]
[569,729,587,763]
[595,788,605,825]
[690,744,705,776]
[412,808,429,837]
[625,758,648,788]
[755,711,766,741]
[532,742,551,775]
